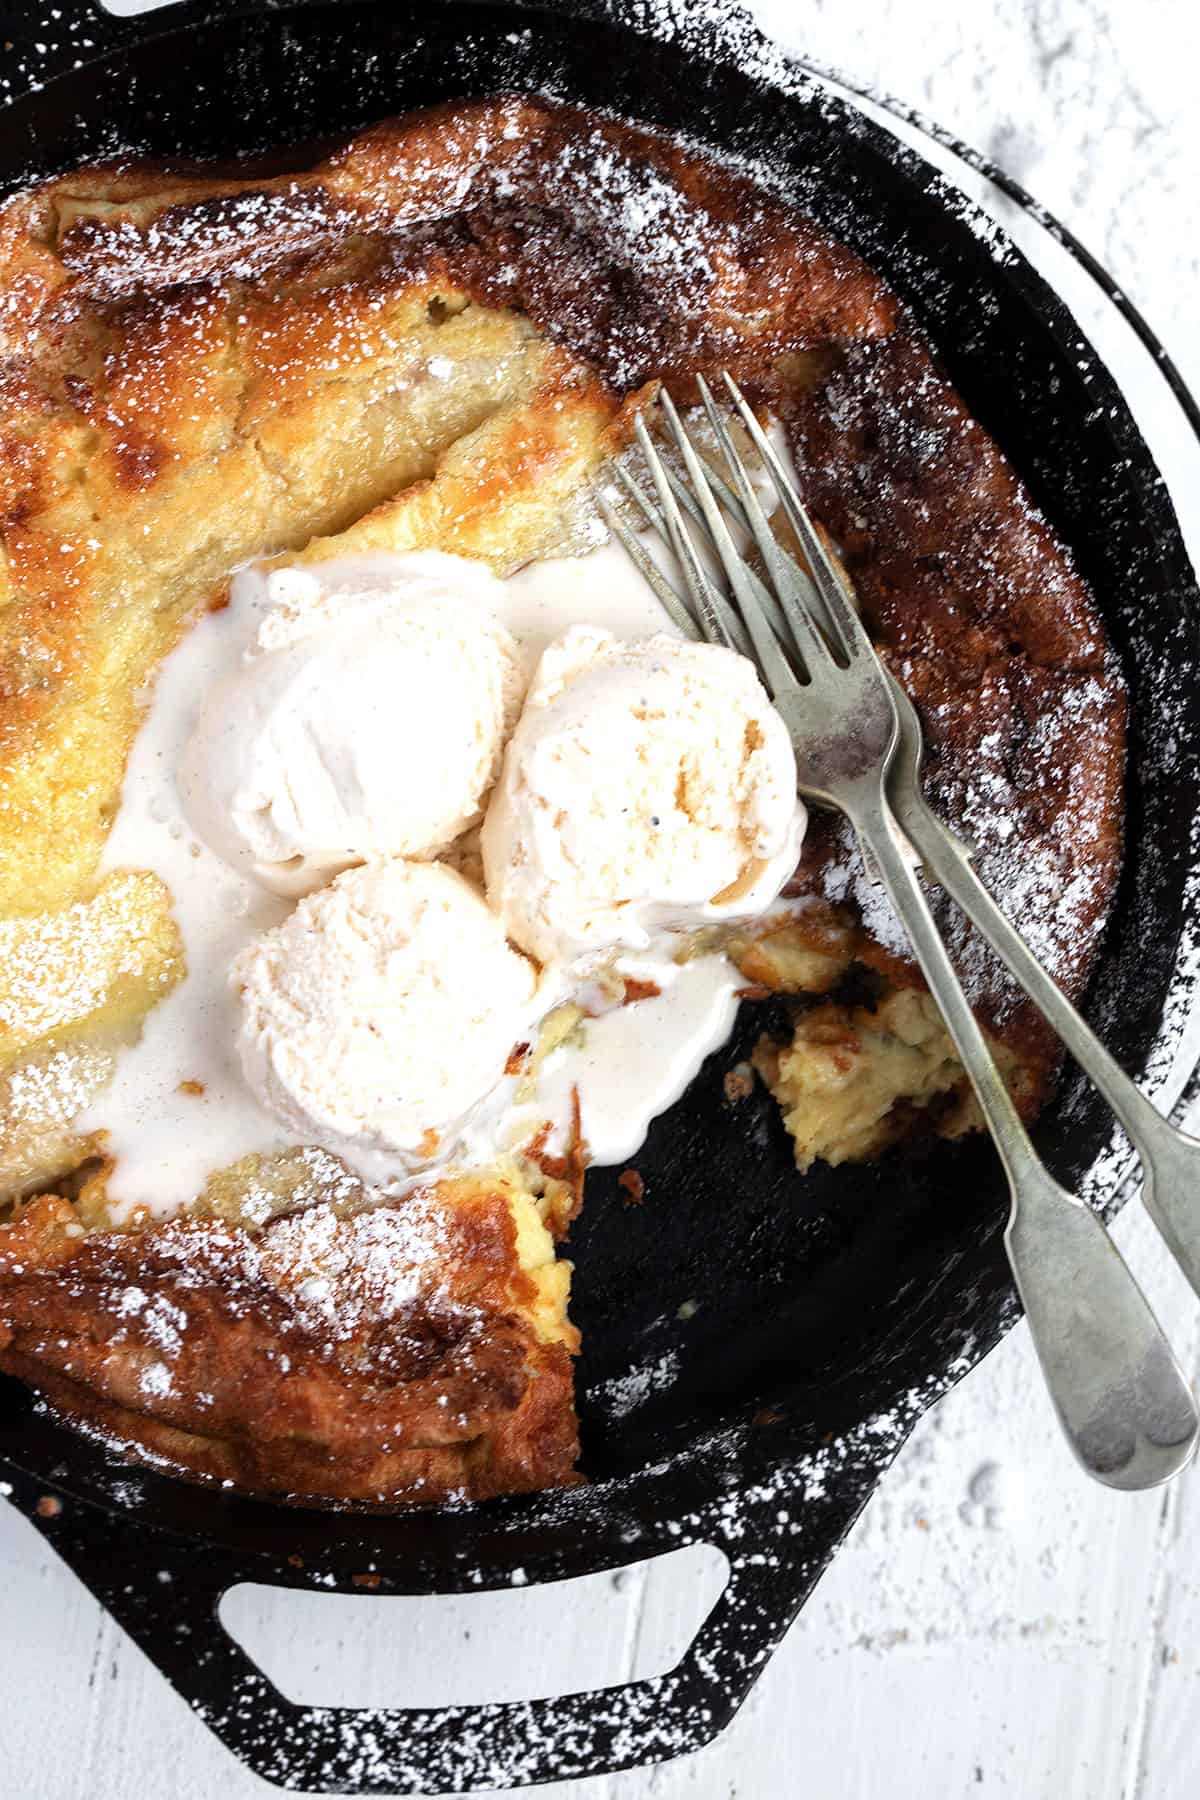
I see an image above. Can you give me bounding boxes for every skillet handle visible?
[4,1455,876,1792]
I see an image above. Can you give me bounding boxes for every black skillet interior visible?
[2,1,1199,1791]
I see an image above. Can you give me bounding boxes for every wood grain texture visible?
[5,1,1200,1796]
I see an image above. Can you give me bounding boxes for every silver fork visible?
[608,393,1200,1307]
[602,375,1199,1490]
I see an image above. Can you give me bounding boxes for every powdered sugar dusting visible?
[257,1196,453,1342]
[592,1349,682,1421]
[4,4,1200,1789]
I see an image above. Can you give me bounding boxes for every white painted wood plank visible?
[217,1543,723,1710]
[0,1496,637,1800]
[1120,1254,1200,1800]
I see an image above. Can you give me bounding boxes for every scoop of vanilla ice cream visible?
[234,859,539,1170]
[180,552,525,895]
[481,626,806,965]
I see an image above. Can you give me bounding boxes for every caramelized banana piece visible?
[755,989,1030,1172]
[0,872,183,1204]
[0,869,183,1068]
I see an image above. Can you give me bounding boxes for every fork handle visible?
[849,787,1197,1489]
[894,781,1200,1301]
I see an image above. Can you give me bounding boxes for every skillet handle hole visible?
[219,1542,728,1710]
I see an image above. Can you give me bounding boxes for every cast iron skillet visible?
[3,1,1200,1790]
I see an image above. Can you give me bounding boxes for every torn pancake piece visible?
[0,1166,579,1505]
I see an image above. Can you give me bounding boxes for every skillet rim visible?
[0,0,1195,1580]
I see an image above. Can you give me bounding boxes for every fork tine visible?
[612,461,663,530]
[619,419,746,540]
[662,441,751,540]
[633,415,748,653]
[616,450,796,657]
[597,493,702,642]
[612,457,770,657]
[691,374,843,678]
[613,455,725,645]
[657,389,805,697]
[621,410,796,626]
[620,445,710,538]
[721,371,872,664]
[659,463,796,650]
[662,434,839,646]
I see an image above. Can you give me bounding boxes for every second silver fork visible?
[603,376,1198,1491]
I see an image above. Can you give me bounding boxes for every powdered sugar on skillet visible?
[5,12,1200,1790]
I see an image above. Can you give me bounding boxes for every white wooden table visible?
[5,3,1200,1795]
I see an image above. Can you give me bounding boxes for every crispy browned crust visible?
[784,330,1127,1105]
[0,1185,579,1506]
[9,96,895,370]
